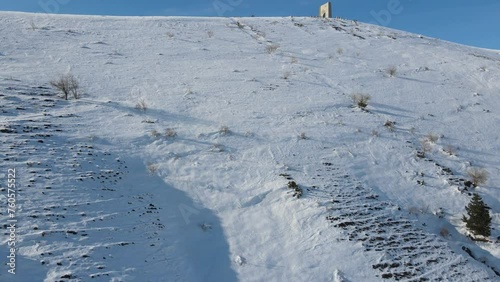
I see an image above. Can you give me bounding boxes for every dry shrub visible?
[50,74,80,100]
[467,167,488,187]
[443,145,456,156]
[150,130,161,138]
[164,128,177,138]
[384,120,395,131]
[386,66,397,77]
[439,227,450,238]
[425,133,439,143]
[282,71,291,80]
[351,93,371,109]
[219,126,230,136]
[266,44,279,54]
[135,99,147,111]
[420,139,433,155]
[210,143,224,152]
[147,163,159,175]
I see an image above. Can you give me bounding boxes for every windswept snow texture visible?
[0,12,499,281]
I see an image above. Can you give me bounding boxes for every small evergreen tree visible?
[462,193,492,238]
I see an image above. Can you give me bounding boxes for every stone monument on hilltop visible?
[319,2,332,18]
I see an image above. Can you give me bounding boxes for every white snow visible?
[0,12,499,281]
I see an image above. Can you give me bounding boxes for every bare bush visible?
[29,20,38,31]
[164,128,177,138]
[135,99,147,111]
[386,66,397,77]
[147,163,159,175]
[443,145,456,156]
[150,130,161,138]
[298,132,307,140]
[199,223,212,231]
[207,30,214,38]
[351,93,371,109]
[266,44,279,54]
[184,88,194,95]
[384,120,395,131]
[210,143,224,153]
[408,204,430,216]
[336,48,344,55]
[287,181,303,198]
[421,139,433,152]
[467,167,488,187]
[425,133,439,143]
[439,227,450,238]
[290,57,298,64]
[282,71,291,80]
[50,74,80,100]
[219,126,230,136]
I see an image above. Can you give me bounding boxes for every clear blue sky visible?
[0,0,498,49]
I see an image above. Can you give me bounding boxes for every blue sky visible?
[0,0,499,49]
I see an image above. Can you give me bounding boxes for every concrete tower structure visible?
[319,2,332,18]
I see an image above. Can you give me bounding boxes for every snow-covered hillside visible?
[0,12,499,281]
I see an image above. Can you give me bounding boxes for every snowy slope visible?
[0,12,499,281]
